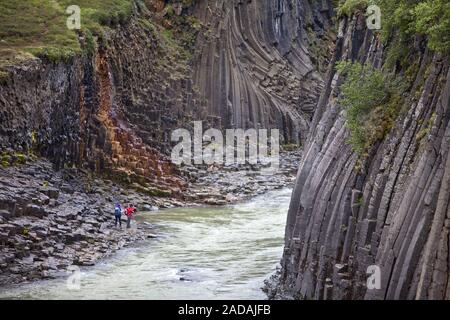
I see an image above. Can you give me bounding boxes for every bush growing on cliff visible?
[336,61,403,155]
[410,0,450,53]
[337,0,450,54]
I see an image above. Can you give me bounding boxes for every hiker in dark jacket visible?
[114,203,122,228]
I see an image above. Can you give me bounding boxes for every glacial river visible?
[0,188,292,300]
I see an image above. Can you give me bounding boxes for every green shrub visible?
[379,0,449,54]
[337,0,370,17]
[337,0,450,54]
[27,46,79,63]
[411,0,450,53]
[336,61,404,155]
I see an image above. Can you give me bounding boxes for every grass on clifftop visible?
[0,0,133,69]
[336,0,450,54]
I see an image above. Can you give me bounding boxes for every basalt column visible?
[191,0,333,144]
[278,14,450,300]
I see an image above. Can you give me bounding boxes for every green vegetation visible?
[356,195,364,206]
[410,0,450,52]
[336,0,371,17]
[416,112,436,141]
[335,0,448,156]
[1,152,12,168]
[138,5,202,76]
[336,0,450,54]
[160,5,202,56]
[1,150,29,167]
[0,0,134,68]
[336,61,404,155]
[138,17,193,71]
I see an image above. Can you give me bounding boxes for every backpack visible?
[115,207,122,216]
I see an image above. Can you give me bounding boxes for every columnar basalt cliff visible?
[277,13,450,299]
[0,0,330,286]
[190,0,333,143]
[0,4,194,196]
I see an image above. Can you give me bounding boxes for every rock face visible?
[0,56,84,169]
[191,0,333,143]
[0,5,193,195]
[278,14,450,299]
[0,1,332,190]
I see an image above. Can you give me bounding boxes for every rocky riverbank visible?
[0,158,158,286]
[0,150,300,287]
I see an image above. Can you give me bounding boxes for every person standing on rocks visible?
[114,203,123,228]
[125,204,136,229]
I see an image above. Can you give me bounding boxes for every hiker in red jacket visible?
[125,204,136,229]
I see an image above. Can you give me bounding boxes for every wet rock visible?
[146,233,158,239]
[0,199,16,216]
[142,204,159,211]
[204,198,227,206]
[179,277,192,282]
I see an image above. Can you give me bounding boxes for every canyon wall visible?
[191,0,333,143]
[278,14,450,299]
[0,0,331,184]
[0,3,196,195]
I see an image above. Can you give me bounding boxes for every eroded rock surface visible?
[191,0,333,143]
[276,15,450,300]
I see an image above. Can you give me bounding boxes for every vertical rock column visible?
[190,0,332,144]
